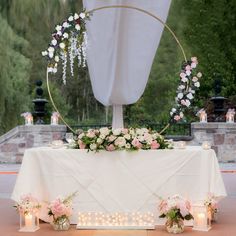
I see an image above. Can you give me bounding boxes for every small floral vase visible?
[165,218,184,234]
[52,217,70,231]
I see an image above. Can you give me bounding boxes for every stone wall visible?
[0,125,67,163]
[189,122,236,162]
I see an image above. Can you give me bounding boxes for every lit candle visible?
[197,213,206,227]
[178,141,186,149]
[200,111,207,123]
[202,141,211,150]
[25,213,33,228]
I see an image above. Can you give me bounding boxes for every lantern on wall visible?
[226,109,235,123]
[51,112,60,125]
[199,110,207,123]
[192,204,211,231]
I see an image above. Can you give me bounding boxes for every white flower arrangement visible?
[75,127,171,152]
[170,57,202,122]
[42,11,90,84]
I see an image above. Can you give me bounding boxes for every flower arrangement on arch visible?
[48,192,77,226]
[14,193,41,215]
[159,194,193,222]
[75,127,171,152]
[42,11,90,84]
[170,57,202,122]
[204,193,218,215]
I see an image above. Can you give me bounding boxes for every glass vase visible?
[165,218,184,234]
[52,217,70,231]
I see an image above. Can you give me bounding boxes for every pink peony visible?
[151,140,160,149]
[50,199,68,218]
[106,144,115,151]
[131,138,142,149]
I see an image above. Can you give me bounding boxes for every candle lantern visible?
[51,112,60,125]
[192,204,211,231]
[19,211,40,232]
[177,141,186,149]
[202,141,211,150]
[199,110,207,123]
[21,112,33,125]
[226,109,235,123]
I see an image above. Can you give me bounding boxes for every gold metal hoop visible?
[47,5,187,134]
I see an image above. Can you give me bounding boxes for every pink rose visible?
[181,100,186,106]
[191,57,198,63]
[78,140,86,149]
[106,144,115,151]
[178,202,189,217]
[131,138,142,149]
[50,199,68,218]
[180,72,186,78]
[185,65,191,71]
[87,131,95,138]
[174,115,181,121]
[151,140,160,149]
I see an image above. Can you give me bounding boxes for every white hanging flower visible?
[63,22,70,28]
[177,93,184,99]
[90,143,97,151]
[68,16,74,22]
[55,25,62,31]
[192,76,198,82]
[194,82,200,87]
[170,112,173,116]
[48,47,55,52]
[178,85,185,90]
[55,55,60,62]
[75,24,81,31]
[63,32,69,39]
[48,52,54,58]
[186,70,191,76]
[57,31,62,36]
[181,77,188,82]
[172,108,176,112]
[180,112,184,118]
[197,72,202,78]
[185,99,191,107]
[187,93,194,100]
[79,12,86,19]
[52,67,57,73]
[74,13,79,20]
[41,51,48,56]
[191,62,197,68]
[47,67,53,73]
[51,39,57,46]
[59,42,65,49]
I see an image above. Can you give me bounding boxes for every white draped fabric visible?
[12,147,226,225]
[83,0,172,128]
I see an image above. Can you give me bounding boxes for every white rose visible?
[41,51,48,56]
[48,47,54,52]
[181,77,188,82]
[74,13,79,20]
[124,134,131,140]
[90,143,97,150]
[97,138,103,144]
[51,39,57,46]
[192,76,198,82]
[59,42,65,49]
[114,137,126,147]
[185,99,191,107]
[194,82,200,88]
[75,24,81,31]
[187,93,194,100]
[79,12,86,19]
[63,32,69,39]
[172,108,176,113]
[100,134,105,140]
[191,62,197,68]
[55,25,62,31]
[78,133,84,139]
[68,16,74,21]
[197,72,202,78]
[63,22,69,28]
[113,128,122,136]
[177,93,184,99]
[178,85,185,90]
[138,135,144,142]
[54,55,59,62]
[48,52,54,58]
[125,143,131,149]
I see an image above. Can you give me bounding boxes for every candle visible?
[199,111,207,123]
[196,213,206,227]
[178,141,186,149]
[202,141,211,150]
[25,213,33,228]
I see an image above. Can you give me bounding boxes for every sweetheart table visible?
[11,146,226,226]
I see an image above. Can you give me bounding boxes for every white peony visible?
[79,12,86,19]
[187,93,194,100]
[99,127,110,136]
[54,55,59,62]
[51,39,57,46]
[59,42,65,49]
[114,137,126,148]
[97,138,103,144]
[68,16,74,21]
[55,25,62,31]
[74,13,79,20]
[75,24,81,31]
[63,32,69,39]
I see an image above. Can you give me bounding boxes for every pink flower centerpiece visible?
[48,192,76,230]
[159,194,193,233]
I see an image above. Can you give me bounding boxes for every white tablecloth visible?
[11,146,226,224]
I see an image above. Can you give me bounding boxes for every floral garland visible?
[170,57,202,122]
[75,127,171,152]
[42,11,90,84]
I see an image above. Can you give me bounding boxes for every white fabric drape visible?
[83,0,172,128]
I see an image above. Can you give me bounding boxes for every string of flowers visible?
[42,11,90,84]
[170,57,202,122]
[75,127,171,152]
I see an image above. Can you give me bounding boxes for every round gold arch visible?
[46,5,187,134]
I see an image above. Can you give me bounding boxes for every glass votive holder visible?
[202,141,211,150]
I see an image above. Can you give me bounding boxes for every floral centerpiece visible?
[14,193,41,215]
[48,192,76,231]
[75,127,171,152]
[204,193,218,221]
[159,194,193,234]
